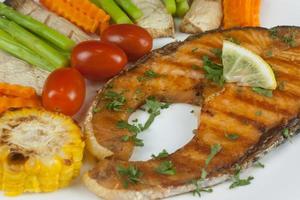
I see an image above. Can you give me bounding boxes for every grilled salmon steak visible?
[83,27,300,199]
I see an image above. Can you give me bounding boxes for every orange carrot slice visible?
[40,0,110,33]
[223,0,261,29]
[0,83,37,99]
[0,96,40,112]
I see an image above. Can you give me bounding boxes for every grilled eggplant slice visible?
[83,26,300,199]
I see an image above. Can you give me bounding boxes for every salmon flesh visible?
[83,27,300,199]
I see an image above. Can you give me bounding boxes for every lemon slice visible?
[222,41,277,90]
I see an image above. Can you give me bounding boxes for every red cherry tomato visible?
[42,68,86,116]
[101,24,153,61]
[71,41,127,81]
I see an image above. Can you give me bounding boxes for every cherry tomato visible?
[42,68,86,116]
[71,41,127,81]
[101,24,153,61]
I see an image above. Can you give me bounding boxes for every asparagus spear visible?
[0,29,56,71]
[115,0,143,21]
[176,0,189,17]
[0,18,68,68]
[163,0,177,15]
[0,3,75,51]
[91,0,133,24]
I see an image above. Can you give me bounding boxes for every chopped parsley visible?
[191,65,201,70]
[104,91,126,111]
[282,128,291,139]
[225,133,240,141]
[192,47,199,53]
[151,149,169,159]
[229,165,254,189]
[205,144,222,166]
[255,110,263,116]
[265,50,273,57]
[202,56,225,86]
[117,97,170,146]
[252,87,273,97]
[117,120,141,134]
[254,162,265,168]
[226,37,240,45]
[92,107,101,113]
[121,134,144,146]
[155,161,176,175]
[210,48,222,58]
[117,120,144,146]
[142,97,170,131]
[282,32,296,47]
[192,144,222,196]
[138,69,159,81]
[192,169,213,197]
[116,165,142,188]
[269,27,279,39]
[269,27,297,47]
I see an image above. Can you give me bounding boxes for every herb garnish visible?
[210,48,222,58]
[226,37,240,45]
[155,161,176,175]
[142,97,170,131]
[117,120,144,146]
[229,165,254,189]
[151,149,169,159]
[192,169,213,197]
[93,107,101,113]
[202,56,225,86]
[192,47,199,53]
[265,50,273,57]
[192,144,222,196]
[205,144,222,166]
[252,87,273,97]
[117,97,170,146]
[282,128,291,139]
[121,134,144,146]
[255,110,263,116]
[192,65,201,70]
[269,28,297,47]
[225,133,240,140]
[254,162,265,168]
[138,69,159,81]
[116,165,142,188]
[104,91,126,111]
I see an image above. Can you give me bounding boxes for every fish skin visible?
[8,0,93,43]
[83,26,300,199]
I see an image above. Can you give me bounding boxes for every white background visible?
[2,0,300,199]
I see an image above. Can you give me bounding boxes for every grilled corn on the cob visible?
[0,108,85,196]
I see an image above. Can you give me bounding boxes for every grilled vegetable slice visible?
[0,108,85,196]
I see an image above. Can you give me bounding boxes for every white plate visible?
[2,0,300,199]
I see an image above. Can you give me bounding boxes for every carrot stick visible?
[223,0,261,29]
[0,96,40,112]
[0,83,37,99]
[40,0,110,33]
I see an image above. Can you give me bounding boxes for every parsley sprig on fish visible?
[192,144,222,197]
[117,97,170,146]
[116,165,143,188]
